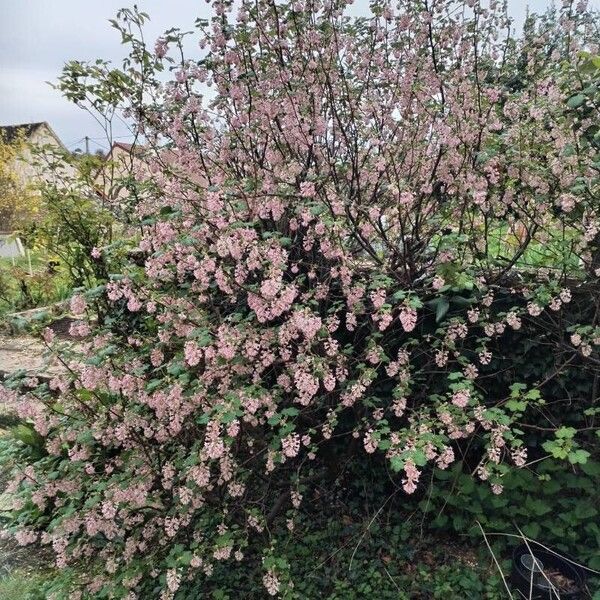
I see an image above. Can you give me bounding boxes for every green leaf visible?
[524,496,551,517]
[435,297,450,322]
[568,449,590,465]
[556,427,577,439]
[412,449,427,467]
[458,476,475,494]
[524,389,541,401]
[449,295,474,307]
[509,383,526,397]
[580,461,600,476]
[220,412,237,424]
[574,502,597,520]
[590,556,600,572]
[267,414,282,426]
[282,407,300,417]
[522,522,541,538]
[390,456,403,472]
[542,440,568,459]
[505,399,527,412]
[190,329,213,346]
[567,94,586,108]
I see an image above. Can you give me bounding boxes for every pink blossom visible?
[42,327,55,344]
[70,294,87,315]
[432,276,445,290]
[506,312,521,330]
[402,460,420,494]
[263,570,281,596]
[363,429,378,454]
[527,302,543,316]
[549,298,562,311]
[184,341,202,366]
[370,288,386,309]
[299,181,316,197]
[451,389,471,408]
[511,447,527,467]
[399,306,417,332]
[154,37,168,58]
[15,529,37,546]
[282,433,301,458]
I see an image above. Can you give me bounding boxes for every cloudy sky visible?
[1,1,596,151]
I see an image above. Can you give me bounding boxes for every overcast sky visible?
[1,0,596,152]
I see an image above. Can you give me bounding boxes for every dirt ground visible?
[0,335,50,376]
[0,317,75,377]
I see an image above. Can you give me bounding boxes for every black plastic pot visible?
[511,542,587,599]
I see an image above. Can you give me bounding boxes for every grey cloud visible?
[1,0,598,146]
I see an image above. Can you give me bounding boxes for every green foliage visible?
[420,460,600,571]
[542,427,591,464]
[27,185,114,289]
[180,511,506,599]
[0,253,71,316]
[0,433,503,599]
[0,571,51,600]
[0,132,41,231]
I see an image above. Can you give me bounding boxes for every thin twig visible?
[348,490,397,572]
[476,521,514,599]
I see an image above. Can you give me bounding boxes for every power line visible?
[65,134,137,152]
[87,138,109,150]
[65,137,85,149]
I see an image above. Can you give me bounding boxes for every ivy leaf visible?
[574,502,597,519]
[435,297,450,322]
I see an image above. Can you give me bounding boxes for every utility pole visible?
[85,136,90,154]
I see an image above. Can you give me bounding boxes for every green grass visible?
[483,222,582,272]
[0,571,50,600]
[0,251,71,318]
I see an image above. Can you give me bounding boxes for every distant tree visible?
[0,133,40,232]
[27,149,115,287]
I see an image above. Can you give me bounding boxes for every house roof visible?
[0,122,45,143]
[104,141,146,160]
[113,142,134,152]
[0,121,67,150]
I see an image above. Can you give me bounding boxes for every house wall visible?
[95,144,148,201]
[10,124,78,190]
[1,123,80,234]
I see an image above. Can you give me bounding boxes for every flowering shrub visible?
[3,0,600,597]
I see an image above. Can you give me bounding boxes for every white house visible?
[0,121,77,191]
[0,121,78,235]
